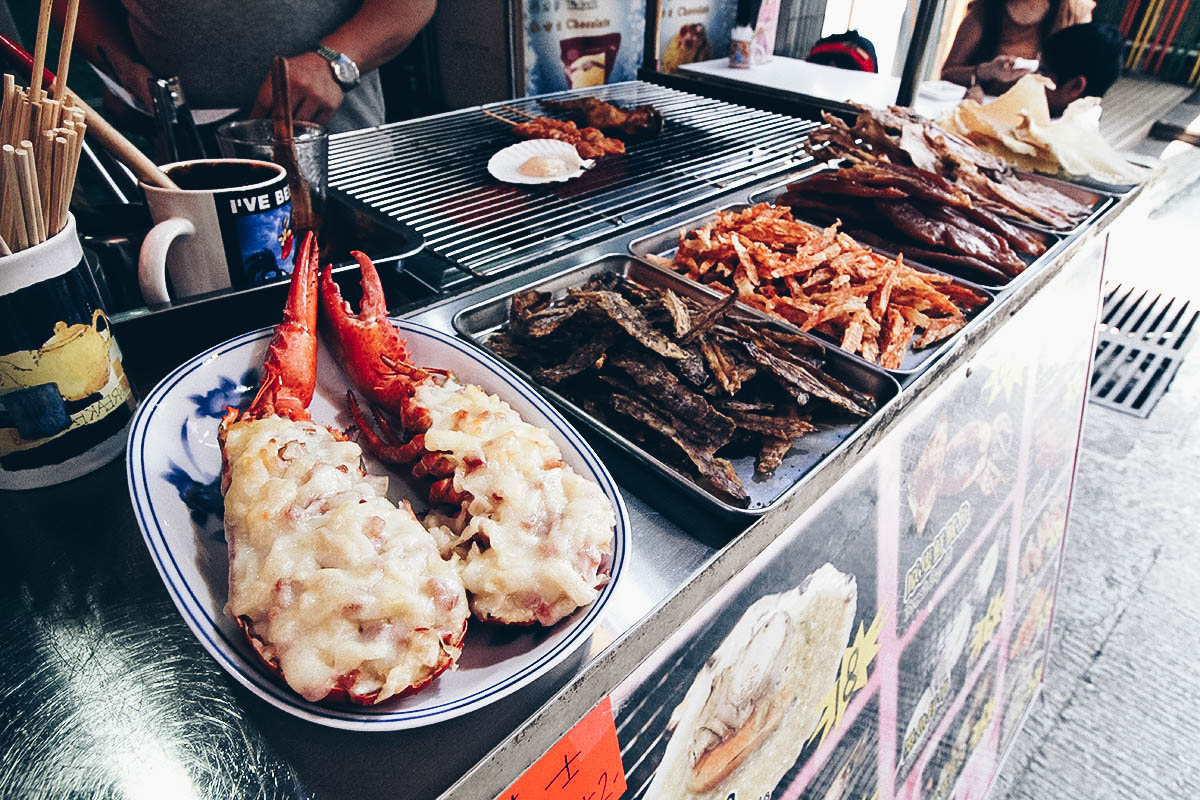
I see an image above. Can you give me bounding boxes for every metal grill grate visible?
[1091,283,1199,417]
[328,81,819,282]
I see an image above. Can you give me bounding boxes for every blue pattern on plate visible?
[164,368,258,529]
[164,463,223,528]
[188,370,258,418]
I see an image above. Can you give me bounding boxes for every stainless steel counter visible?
[0,161,1144,800]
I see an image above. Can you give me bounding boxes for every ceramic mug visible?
[139,158,297,304]
[0,214,136,489]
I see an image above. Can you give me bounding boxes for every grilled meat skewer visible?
[540,97,664,138]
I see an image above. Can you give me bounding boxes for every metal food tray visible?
[628,205,995,375]
[452,254,900,517]
[1011,171,1113,235]
[1045,154,1160,197]
[747,177,1055,291]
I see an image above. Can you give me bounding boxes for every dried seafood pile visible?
[942,75,1151,185]
[808,107,1092,232]
[489,272,877,504]
[651,204,988,368]
[778,161,1045,285]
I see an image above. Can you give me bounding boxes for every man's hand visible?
[975,55,1033,87]
[250,52,345,126]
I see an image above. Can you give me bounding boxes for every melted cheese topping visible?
[418,378,616,626]
[221,416,469,702]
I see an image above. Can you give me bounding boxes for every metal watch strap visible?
[316,45,359,90]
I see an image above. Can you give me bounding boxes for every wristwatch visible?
[316,45,361,91]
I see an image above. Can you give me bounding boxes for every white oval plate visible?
[126,321,629,730]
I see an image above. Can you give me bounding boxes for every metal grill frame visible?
[1090,282,1199,416]
[328,81,820,282]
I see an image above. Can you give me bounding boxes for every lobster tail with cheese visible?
[321,254,617,627]
[219,234,470,704]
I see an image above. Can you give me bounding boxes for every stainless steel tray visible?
[1011,171,1114,235]
[1043,153,1160,197]
[452,254,900,517]
[628,205,995,375]
[746,176,1059,290]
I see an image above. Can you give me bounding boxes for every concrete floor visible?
[994,124,1200,797]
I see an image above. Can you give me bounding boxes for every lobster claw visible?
[318,250,430,423]
[240,232,320,421]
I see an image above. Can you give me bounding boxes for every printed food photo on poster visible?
[523,1,648,94]
[896,355,1023,638]
[612,477,883,800]
[657,0,735,73]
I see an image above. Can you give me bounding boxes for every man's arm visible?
[250,0,437,125]
[54,0,155,109]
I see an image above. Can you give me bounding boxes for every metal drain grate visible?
[1090,283,1199,417]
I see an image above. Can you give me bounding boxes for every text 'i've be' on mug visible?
[138,158,298,305]
[0,214,137,489]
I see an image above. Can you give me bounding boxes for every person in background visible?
[940,0,1095,95]
[1038,22,1122,116]
[60,0,436,132]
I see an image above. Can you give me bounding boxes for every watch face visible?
[333,58,356,84]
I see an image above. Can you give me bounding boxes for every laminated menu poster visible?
[656,0,736,73]
[895,507,1012,784]
[522,1,647,95]
[611,473,884,800]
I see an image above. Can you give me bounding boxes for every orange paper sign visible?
[498,697,627,800]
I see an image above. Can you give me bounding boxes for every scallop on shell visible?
[487,139,595,185]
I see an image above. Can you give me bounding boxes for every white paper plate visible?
[487,139,594,184]
[126,321,629,730]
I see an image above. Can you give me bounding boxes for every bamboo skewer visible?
[18,141,46,244]
[0,5,177,256]
[29,0,53,101]
[3,145,28,251]
[0,75,14,143]
[14,145,42,245]
[481,108,517,126]
[53,0,80,102]
[53,135,69,233]
[502,104,538,120]
[37,129,53,232]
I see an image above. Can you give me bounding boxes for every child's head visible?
[1039,23,1122,116]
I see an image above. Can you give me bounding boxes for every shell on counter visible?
[487,139,595,185]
